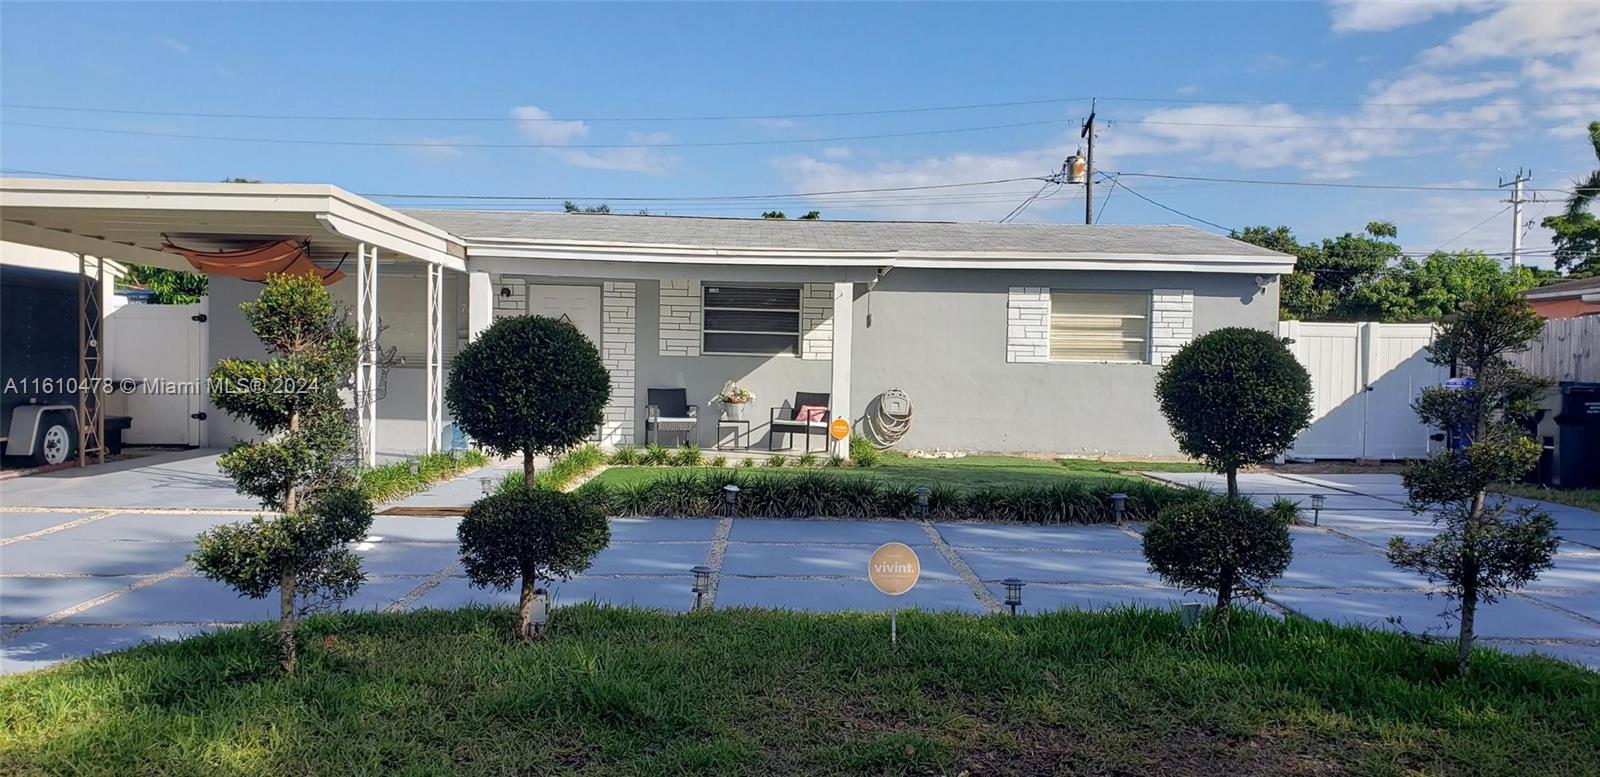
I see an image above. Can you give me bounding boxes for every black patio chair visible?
[645,388,698,447]
[769,391,831,452]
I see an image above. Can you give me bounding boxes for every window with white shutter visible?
[1049,291,1150,363]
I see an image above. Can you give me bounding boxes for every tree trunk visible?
[278,569,298,673]
[284,409,300,513]
[523,449,536,493]
[1457,581,1477,675]
[516,571,536,640]
[1215,567,1234,627]
[1225,467,1239,500]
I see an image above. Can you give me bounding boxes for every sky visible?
[2,1,1597,268]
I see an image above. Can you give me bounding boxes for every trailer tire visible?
[31,413,75,467]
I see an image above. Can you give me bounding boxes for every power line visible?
[1100,178,1234,232]
[0,97,1093,124]
[1107,170,1575,194]
[999,180,1057,224]
[0,119,1071,150]
[1433,204,1514,251]
[1094,173,1121,224]
[1126,118,1535,133]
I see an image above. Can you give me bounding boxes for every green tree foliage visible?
[1143,495,1295,626]
[446,315,611,488]
[1353,250,1548,321]
[1386,290,1558,675]
[563,201,611,213]
[121,264,209,304]
[1155,328,1312,497]
[457,490,610,639]
[761,211,821,219]
[191,273,371,673]
[1539,121,1600,277]
[1236,222,1401,320]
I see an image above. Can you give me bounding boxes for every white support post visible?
[355,242,381,467]
[467,271,493,341]
[829,281,854,459]
[425,264,445,453]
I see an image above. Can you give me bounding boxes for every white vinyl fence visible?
[1279,321,1445,460]
[107,300,209,447]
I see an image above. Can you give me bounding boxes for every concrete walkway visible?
[2,471,1596,674]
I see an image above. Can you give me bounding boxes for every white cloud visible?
[558,131,675,175]
[821,146,852,160]
[159,37,191,55]
[1366,70,1516,105]
[1420,1,1600,64]
[1175,85,1199,96]
[511,105,589,145]
[772,144,1069,221]
[1327,0,1491,32]
[406,136,471,160]
[1522,46,1600,93]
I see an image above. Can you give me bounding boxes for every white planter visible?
[722,403,748,421]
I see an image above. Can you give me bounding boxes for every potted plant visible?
[713,381,755,421]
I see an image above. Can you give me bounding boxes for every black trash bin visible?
[1531,381,1600,489]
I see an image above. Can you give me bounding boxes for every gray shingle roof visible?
[402,210,1286,258]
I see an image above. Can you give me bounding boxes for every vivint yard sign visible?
[869,542,920,645]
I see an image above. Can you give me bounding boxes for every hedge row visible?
[496,444,608,494]
[574,471,1196,523]
[358,449,490,504]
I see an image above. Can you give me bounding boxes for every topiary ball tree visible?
[457,489,611,640]
[1155,327,1312,498]
[447,315,611,490]
[1143,495,1295,626]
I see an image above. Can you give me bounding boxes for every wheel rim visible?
[42,425,70,465]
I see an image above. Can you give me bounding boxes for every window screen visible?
[1049,291,1150,363]
[702,285,801,355]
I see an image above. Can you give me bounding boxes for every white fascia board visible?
[465,254,882,283]
[0,219,194,272]
[1524,286,1599,301]
[1,178,466,271]
[462,237,894,268]
[892,250,1294,274]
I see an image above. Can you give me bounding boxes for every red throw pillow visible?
[795,405,828,422]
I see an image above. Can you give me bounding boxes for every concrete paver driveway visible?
[2,470,1596,674]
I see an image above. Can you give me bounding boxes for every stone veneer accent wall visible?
[494,276,526,318]
[601,281,637,446]
[800,283,833,360]
[1006,286,1050,363]
[658,279,700,356]
[1149,289,1194,365]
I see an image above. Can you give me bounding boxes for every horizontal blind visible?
[1049,291,1149,362]
[703,285,800,355]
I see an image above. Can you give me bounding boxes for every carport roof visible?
[0,178,467,274]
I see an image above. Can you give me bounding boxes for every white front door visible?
[527,284,603,348]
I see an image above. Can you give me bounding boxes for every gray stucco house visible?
[411,211,1290,457]
[0,179,1293,462]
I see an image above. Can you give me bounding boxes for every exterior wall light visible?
[722,484,740,516]
[1310,494,1325,526]
[1003,577,1025,615]
[691,565,714,610]
[1110,492,1127,522]
[914,486,931,519]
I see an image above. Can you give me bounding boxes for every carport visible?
[0,178,473,466]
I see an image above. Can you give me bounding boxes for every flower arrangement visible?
[713,381,755,405]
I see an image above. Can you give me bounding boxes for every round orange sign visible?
[868,542,921,596]
[829,417,851,440]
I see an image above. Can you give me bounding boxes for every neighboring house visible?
[1522,275,1600,319]
[0,178,1292,461]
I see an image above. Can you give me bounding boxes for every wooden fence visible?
[1510,316,1598,383]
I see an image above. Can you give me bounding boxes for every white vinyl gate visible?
[108,300,208,447]
[1279,321,1445,460]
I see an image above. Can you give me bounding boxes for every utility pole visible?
[1500,168,1531,269]
[1081,98,1096,225]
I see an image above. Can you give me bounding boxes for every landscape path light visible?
[1180,601,1202,629]
[1003,578,1026,615]
[479,477,495,497]
[914,486,931,519]
[1310,494,1325,526]
[409,461,420,477]
[691,565,714,610]
[1110,492,1127,522]
[529,588,550,637]
[722,484,740,516]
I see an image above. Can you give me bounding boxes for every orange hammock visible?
[162,237,346,285]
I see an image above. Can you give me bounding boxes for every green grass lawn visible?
[592,454,1200,491]
[1494,482,1600,512]
[2,606,1594,776]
